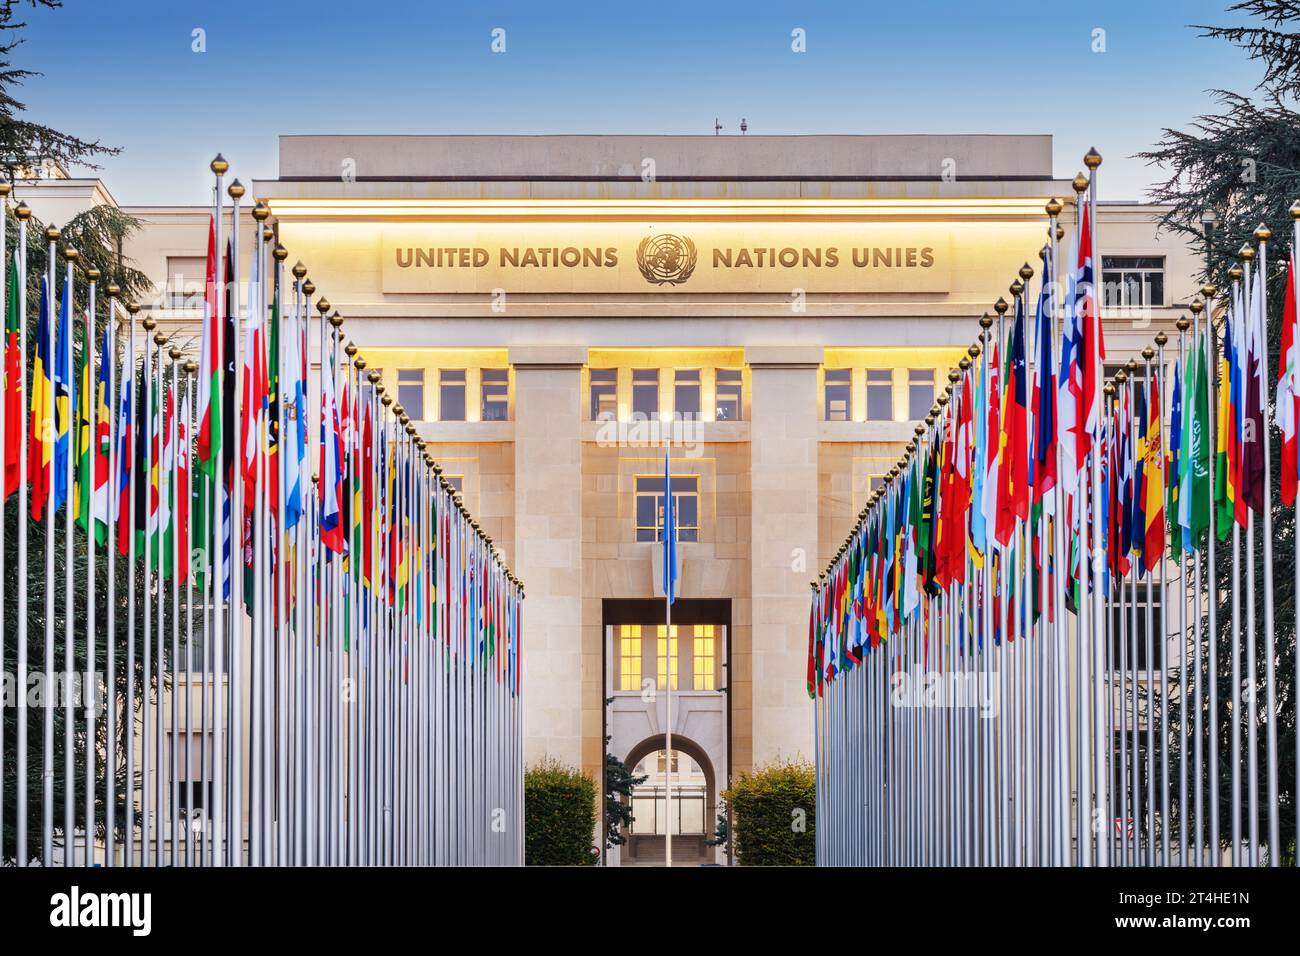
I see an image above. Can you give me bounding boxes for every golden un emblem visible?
[636,233,697,286]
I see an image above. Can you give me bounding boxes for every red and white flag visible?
[1279,256,1299,506]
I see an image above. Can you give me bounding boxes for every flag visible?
[1142,370,1164,572]
[197,215,220,474]
[1131,377,1148,575]
[1166,359,1182,563]
[177,391,191,584]
[995,300,1028,546]
[1189,332,1212,542]
[1033,260,1058,503]
[53,271,73,513]
[160,384,175,579]
[661,451,677,604]
[28,277,52,521]
[75,308,92,529]
[1214,310,1234,539]
[1241,266,1266,514]
[90,327,112,543]
[115,357,134,556]
[3,250,21,500]
[320,350,345,555]
[1279,259,1299,506]
[1077,201,1105,452]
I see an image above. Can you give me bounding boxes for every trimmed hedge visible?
[722,760,816,866]
[524,758,598,866]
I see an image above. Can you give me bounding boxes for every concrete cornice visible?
[744,345,824,369]
[507,345,589,368]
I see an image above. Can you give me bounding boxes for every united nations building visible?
[20,133,1196,865]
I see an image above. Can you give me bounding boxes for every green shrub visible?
[722,760,816,866]
[524,758,598,865]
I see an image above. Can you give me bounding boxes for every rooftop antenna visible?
[740,118,748,135]
[713,118,722,136]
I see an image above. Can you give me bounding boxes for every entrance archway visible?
[622,735,717,865]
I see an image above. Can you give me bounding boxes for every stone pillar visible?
[510,346,588,769]
[746,345,822,766]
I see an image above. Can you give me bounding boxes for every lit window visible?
[824,368,852,421]
[439,369,466,421]
[444,475,465,495]
[866,368,893,421]
[692,625,716,691]
[1102,257,1164,308]
[655,749,679,773]
[632,368,659,419]
[589,368,617,420]
[656,626,678,691]
[635,474,699,543]
[674,369,700,420]
[619,626,643,691]
[398,369,425,420]
[908,369,934,421]
[715,368,742,421]
[481,368,509,421]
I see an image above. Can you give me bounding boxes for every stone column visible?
[510,346,588,769]
[746,345,822,766]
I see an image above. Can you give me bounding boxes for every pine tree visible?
[1138,0,1299,862]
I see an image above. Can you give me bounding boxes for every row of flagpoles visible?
[0,155,525,866]
[811,149,1297,867]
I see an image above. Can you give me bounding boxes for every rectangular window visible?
[480,368,509,422]
[1102,256,1165,308]
[1110,598,1166,671]
[439,369,466,421]
[692,625,716,691]
[397,369,425,421]
[908,369,935,421]
[618,626,643,692]
[656,627,678,691]
[674,369,701,420]
[866,368,893,421]
[589,368,617,421]
[444,475,464,495]
[634,475,700,543]
[715,368,742,421]
[824,368,852,421]
[632,368,659,419]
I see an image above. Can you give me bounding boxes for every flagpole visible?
[0,181,8,867]
[1240,245,1259,869]
[42,222,58,867]
[664,448,673,868]
[1203,278,1221,865]
[1175,317,1190,866]
[104,281,120,867]
[1228,264,1243,868]
[84,266,98,865]
[152,325,167,867]
[61,244,77,867]
[183,358,196,867]
[1155,332,1172,867]
[1292,205,1300,870]
[168,347,182,866]
[14,201,30,866]
[1251,223,1280,867]
[227,177,245,866]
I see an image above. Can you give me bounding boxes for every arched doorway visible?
[622,735,717,865]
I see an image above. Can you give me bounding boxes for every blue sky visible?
[13,0,1265,204]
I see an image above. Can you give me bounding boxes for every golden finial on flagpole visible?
[106,282,119,300]
[354,357,366,371]
[1201,282,1217,298]
[1237,243,1255,261]
[169,346,183,362]
[1019,262,1034,281]
[1176,317,1190,333]
[46,224,61,242]
[1103,382,1115,397]
[1116,369,1128,385]
[252,201,269,222]
[958,357,971,371]
[14,201,30,221]
[1072,173,1089,195]
[1009,279,1023,297]
[994,297,1009,315]
[316,297,330,314]
[210,155,229,176]
[329,312,343,328]
[183,360,198,376]
[1046,197,1062,217]
[1154,332,1167,347]
[1141,346,1155,362]
[1190,298,1204,315]
[302,280,315,297]
[141,315,156,332]
[1229,266,1243,281]
[292,261,307,279]
[1253,223,1271,243]
[227,179,245,200]
[154,331,166,348]
[273,244,288,262]
[61,245,77,263]
[1084,148,1102,170]
[979,313,992,330]
[85,267,100,282]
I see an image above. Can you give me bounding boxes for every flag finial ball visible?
[329,312,343,328]
[1019,262,1033,281]
[292,260,307,278]
[1253,223,1271,242]
[1103,382,1115,396]
[316,298,330,314]
[1154,332,1167,347]
[169,346,183,361]
[14,201,30,220]
[183,360,198,375]
[354,356,366,370]
[1039,244,1049,262]
[393,404,404,417]
[1176,317,1190,332]
[1045,197,1062,217]
[958,357,970,371]
[154,331,167,347]
[62,245,78,261]
[252,201,270,222]
[1116,370,1127,384]
[993,297,1008,315]
[979,313,993,329]
[45,224,60,241]
[1290,201,1300,221]
[1009,279,1023,296]
[86,266,100,281]
[210,154,229,175]
[1083,148,1102,169]
[345,343,357,357]
[1190,298,1204,315]
[368,371,380,384]
[1072,173,1089,194]
[1142,346,1155,361]
[273,244,288,261]
[968,344,981,358]
[142,316,156,331]
[126,302,140,315]
[1237,243,1255,261]
[947,370,959,383]
[1201,283,1217,297]
[106,282,120,298]
[301,281,315,296]
[1228,267,1243,281]
[0,182,10,198]
[1127,358,1138,372]
[227,179,245,199]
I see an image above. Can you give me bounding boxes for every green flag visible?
[1189,336,1211,544]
